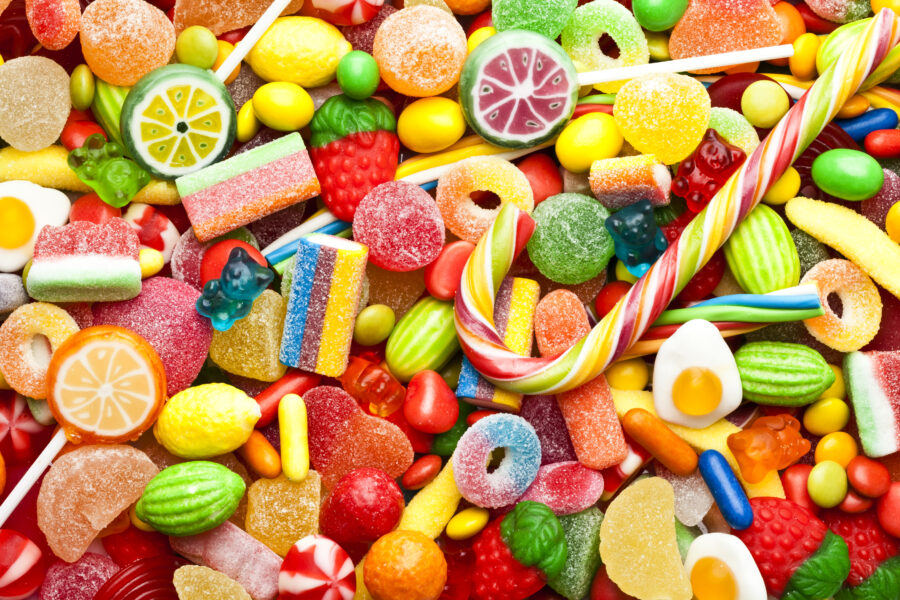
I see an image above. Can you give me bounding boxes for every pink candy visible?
[517,461,605,515]
[39,552,120,600]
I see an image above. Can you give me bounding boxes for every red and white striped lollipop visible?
[0,529,44,600]
[279,535,356,600]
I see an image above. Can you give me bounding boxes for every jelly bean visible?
[836,95,870,119]
[336,50,380,100]
[60,118,107,151]
[213,40,240,85]
[807,460,848,508]
[846,455,891,498]
[238,429,282,479]
[516,153,563,205]
[865,128,900,159]
[431,401,472,457]
[401,454,442,490]
[820,364,845,399]
[254,370,321,428]
[424,241,476,301]
[467,26,496,53]
[773,2,806,47]
[622,409,698,476]
[815,431,858,467]
[887,201,900,243]
[252,82,315,132]
[781,463,819,515]
[645,30,670,61]
[838,489,873,513]
[354,304,396,346]
[605,358,649,391]
[594,281,631,318]
[555,113,623,174]
[789,32,820,80]
[445,506,490,540]
[130,505,156,532]
[811,149,884,201]
[70,64,95,111]
[236,100,260,143]
[741,80,790,129]
[802,397,850,436]
[69,192,122,224]
[632,0,688,32]
[698,449,753,530]
[175,25,219,69]
[762,166,801,205]
[278,393,309,482]
[835,108,900,143]
[467,10,493,35]
[876,482,900,537]
[139,248,164,278]
[794,2,839,33]
[404,370,459,434]
[398,97,467,154]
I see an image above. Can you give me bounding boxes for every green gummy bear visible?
[67,133,150,208]
[500,500,568,578]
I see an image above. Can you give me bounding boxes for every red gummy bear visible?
[727,415,811,484]
[672,129,746,213]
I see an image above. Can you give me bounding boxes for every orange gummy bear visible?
[727,415,810,483]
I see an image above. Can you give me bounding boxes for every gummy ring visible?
[0,302,79,399]
[801,259,882,352]
[451,413,541,508]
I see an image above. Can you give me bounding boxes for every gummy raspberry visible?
[471,519,545,600]
[822,509,898,587]
[672,129,746,213]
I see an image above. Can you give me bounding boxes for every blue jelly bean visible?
[698,449,753,530]
[605,199,668,277]
[835,108,899,143]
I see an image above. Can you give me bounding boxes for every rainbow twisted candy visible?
[455,9,900,396]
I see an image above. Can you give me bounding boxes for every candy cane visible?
[455,9,900,396]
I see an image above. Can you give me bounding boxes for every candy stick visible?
[576,44,795,87]
[455,9,900,396]
[214,0,293,82]
[0,429,67,527]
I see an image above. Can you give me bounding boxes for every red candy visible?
[309,0,383,26]
[401,454,442,490]
[200,239,267,287]
[254,370,322,429]
[781,464,818,515]
[24,0,80,51]
[594,281,631,319]
[864,129,900,159]
[516,153,563,206]
[0,529,44,600]
[590,565,638,600]
[101,524,173,568]
[279,535,356,600]
[661,217,726,302]
[424,241,476,301]
[404,370,459,434]
[40,552,120,600]
[69,193,122,224]
[672,129,746,213]
[876,482,900,538]
[60,118,108,151]
[93,555,188,600]
[838,489,874,514]
[0,392,50,464]
[847,455,892,499]
[440,535,475,600]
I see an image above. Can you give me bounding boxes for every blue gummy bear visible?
[67,134,150,208]
[219,247,274,301]
[196,279,254,331]
[604,199,668,278]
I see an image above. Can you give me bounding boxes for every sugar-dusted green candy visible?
[548,508,603,600]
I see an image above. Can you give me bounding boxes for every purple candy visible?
[39,552,120,600]
[517,461,604,515]
[861,168,900,230]
[519,395,577,465]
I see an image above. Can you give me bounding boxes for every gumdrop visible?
[547,508,604,600]
[519,395,577,465]
[0,274,28,318]
[25,0,80,50]
[0,56,70,152]
[493,0,576,40]
[340,4,396,53]
[517,461,605,515]
[604,199,668,277]
[208,290,288,382]
[39,552,120,600]
[245,472,321,557]
[366,264,426,318]
[171,229,208,290]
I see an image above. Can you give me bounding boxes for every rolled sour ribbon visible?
[455,9,900,396]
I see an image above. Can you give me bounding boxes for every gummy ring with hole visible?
[800,259,882,352]
[451,413,541,508]
[435,156,534,244]
[0,302,80,399]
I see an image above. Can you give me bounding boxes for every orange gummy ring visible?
[46,325,167,444]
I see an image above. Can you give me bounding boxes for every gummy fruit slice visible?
[46,325,167,443]
[459,30,578,149]
[120,64,236,180]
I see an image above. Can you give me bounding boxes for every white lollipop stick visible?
[214,0,294,82]
[0,429,67,527]
[576,44,795,87]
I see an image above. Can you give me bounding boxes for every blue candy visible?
[835,108,899,143]
[196,279,254,331]
[196,247,274,330]
[604,199,668,277]
[698,449,753,530]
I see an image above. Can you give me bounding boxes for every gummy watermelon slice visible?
[844,350,900,458]
[459,30,578,148]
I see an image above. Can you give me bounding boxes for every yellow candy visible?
[886,201,900,244]
[237,101,261,144]
[837,95,870,119]
[445,506,489,540]
[741,80,790,129]
[555,113,623,173]
[645,31,670,61]
[133,180,180,206]
[606,358,650,391]
[139,248,164,279]
[815,431,858,467]
[246,472,321,556]
[213,40,240,85]
[398,460,462,538]
[616,260,639,284]
[467,26,495,53]
[873,0,900,12]
[786,196,900,301]
[278,393,309,482]
[397,97,466,154]
[130,504,156,532]
[252,82,314,132]
[790,33,820,81]
[762,167,800,205]
[209,290,288,382]
[0,146,90,192]
[820,364,845,399]
[0,53,3,67]
[803,398,850,436]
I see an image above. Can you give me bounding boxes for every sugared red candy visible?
[39,552,120,600]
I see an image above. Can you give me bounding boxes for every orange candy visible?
[364,530,447,600]
[0,451,5,497]
[46,325,167,444]
[622,408,699,476]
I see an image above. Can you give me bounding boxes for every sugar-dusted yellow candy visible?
[786,196,900,301]
[397,459,462,539]
[245,472,321,556]
[0,146,90,192]
[599,477,691,600]
[133,179,181,205]
[209,290,288,382]
[173,565,251,600]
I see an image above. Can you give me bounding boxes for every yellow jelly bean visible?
[467,26,496,54]
[615,260,639,284]
[252,82,315,132]
[556,113,623,173]
[762,166,800,205]
[446,507,490,540]
[645,31,670,62]
[815,431,858,468]
[790,33,819,81]
[820,364,845,399]
[606,358,650,391]
[837,95,870,119]
[803,398,850,436]
[237,101,261,143]
[278,393,309,482]
[807,460,847,508]
[138,248,164,279]
[873,0,900,12]
[130,504,156,532]
[397,97,467,154]
[213,40,241,85]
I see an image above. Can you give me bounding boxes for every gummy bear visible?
[604,199,668,277]
[67,134,151,208]
[726,415,811,484]
[196,279,254,332]
[340,355,406,417]
[196,247,274,331]
[672,129,746,213]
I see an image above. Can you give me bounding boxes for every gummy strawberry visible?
[672,129,746,213]
[471,519,546,600]
[823,509,899,590]
[309,95,399,222]
[734,497,850,600]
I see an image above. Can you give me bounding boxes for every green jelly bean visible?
[70,64,96,111]
[354,304,396,346]
[811,149,884,201]
[807,460,848,508]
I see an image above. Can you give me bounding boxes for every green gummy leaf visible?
[782,531,851,600]
[309,94,396,147]
[835,556,900,600]
[501,501,568,578]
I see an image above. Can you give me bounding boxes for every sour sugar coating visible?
[352,181,445,273]
[0,56,70,152]
[39,552,120,600]
[209,290,288,382]
[589,154,672,211]
[805,0,871,24]
[708,107,761,155]
[372,5,466,97]
[173,565,252,600]
[245,472,321,557]
[844,350,900,458]
[492,0,576,40]
[452,413,541,508]
[25,0,80,50]
[655,465,714,527]
[172,0,303,35]
[436,156,534,244]
[519,395,577,465]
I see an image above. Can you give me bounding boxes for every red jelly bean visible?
[60,118,107,151]
[781,463,819,516]
[467,410,499,426]
[424,241,476,301]
[594,281,631,318]
[837,488,874,514]
[401,454,442,490]
[795,1,840,33]
[69,193,122,224]
[847,455,892,498]
[254,370,321,429]
[465,10,492,36]
[199,240,267,287]
[876,482,900,537]
[864,129,900,159]
[404,370,459,434]
[516,153,563,206]
[101,524,173,568]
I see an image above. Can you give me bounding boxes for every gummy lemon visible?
[154,383,260,459]
[246,17,351,88]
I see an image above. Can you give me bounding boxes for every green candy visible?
[431,399,475,456]
[735,341,835,406]
[632,0,688,32]
[336,51,380,100]
[492,0,576,40]
[548,508,603,600]
[724,204,800,294]
[500,501,568,578]
[70,64,95,111]
[782,531,850,600]
[835,555,900,600]
[385,297,460,382]
[811,149,884,201]
[91,78,130,146]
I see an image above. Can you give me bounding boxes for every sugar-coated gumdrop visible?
[805,0,870,24]
[37,444,159,563]
[0,56,70,152]
[245,472,321,557]
[171,229,208,290]
[25,0,79,50]
[173,565,251,600]
[708,107,760,156]
[208,290,288,381]
[365,264,426,318]
[39,552,120,600]
[613,74,711,165]
[352,181,445,272]
[173,0,303,35]
[493,0,575,40]
[654,465,714,528]
[340,4,396,53]
[605,199,668,277]
[517,461,605,515]
[672,130,747,213]
[279,535,356,600]
[0,529,45,600]
[599,477,692,600]
[547,508,603,600]
[519,395,577,465]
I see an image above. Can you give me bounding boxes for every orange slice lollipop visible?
[46,326,167,444]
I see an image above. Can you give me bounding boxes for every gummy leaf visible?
[835,556,900,600]
[310,95,396,148]
[782,531,851,600]
[500,501,567,578]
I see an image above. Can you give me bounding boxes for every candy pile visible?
[2,0,900,599]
